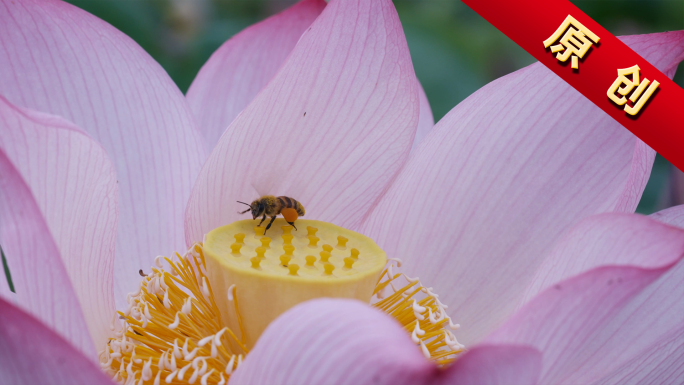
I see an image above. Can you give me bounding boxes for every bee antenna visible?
[237,201,253,215]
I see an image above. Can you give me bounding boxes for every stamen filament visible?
[371,260,464,366]
[100,243,248,384]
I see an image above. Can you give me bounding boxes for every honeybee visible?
[238,196,305,234]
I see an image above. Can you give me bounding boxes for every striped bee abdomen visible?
[277,196,305,217]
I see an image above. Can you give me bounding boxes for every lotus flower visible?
[1,0,683,384]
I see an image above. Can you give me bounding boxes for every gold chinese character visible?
[543,15,600,70]
[607,65,660,116]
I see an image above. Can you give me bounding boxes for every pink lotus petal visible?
[620,32,684,79]
[231,299,433,385]
[596,327,684,385]
[361,31,684,346]
[488,262,684,384]
[0,97,118,351]
[187,0,326,148]
[650,204,684,228]
[0,149,94,356]
[0,297,115,384]
[232,299,541,385]
[0,0,206,303]
[434,345,542,385]
[410,82,435,151]
[185,0,420,243]
[486,214,684,384]
[522,213,684,303]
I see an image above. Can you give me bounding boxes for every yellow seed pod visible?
[203,218,386,348]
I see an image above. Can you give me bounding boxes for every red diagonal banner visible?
[461,0,684,171]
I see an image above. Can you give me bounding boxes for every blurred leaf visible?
[2,246,14,293]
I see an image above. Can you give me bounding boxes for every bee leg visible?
[258,214,267,227]
[264,215,277,234]
[287,222,298,231]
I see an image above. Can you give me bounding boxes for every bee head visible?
[251,199,266,219]
[238,200,265,219]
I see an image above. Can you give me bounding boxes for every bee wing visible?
[250,165,306,199]
[250,173,277,198]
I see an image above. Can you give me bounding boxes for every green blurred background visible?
[65,0,684,213]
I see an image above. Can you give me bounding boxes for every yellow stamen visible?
[371,260,464,365]
[101,220,463,384]
[100,243,246,385]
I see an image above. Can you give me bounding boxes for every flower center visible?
[100,219,464,384]
[202,218,387,348]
